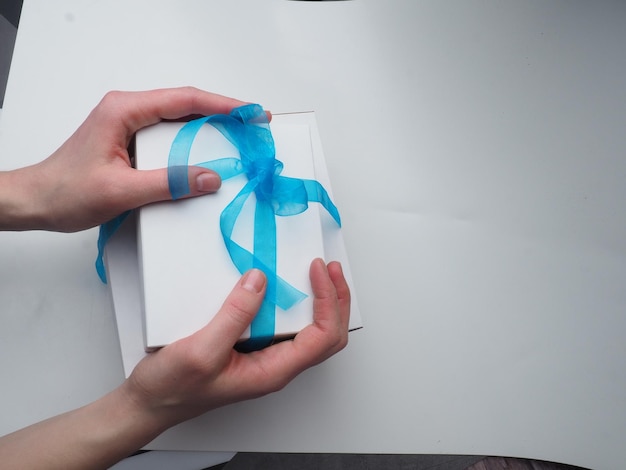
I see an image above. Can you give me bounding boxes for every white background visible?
[1,2,625,469]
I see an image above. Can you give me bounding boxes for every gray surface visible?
[0,0,22,28]
[223,454,485,470]
[0,13,17,107]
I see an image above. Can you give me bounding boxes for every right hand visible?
[122,258,351,428]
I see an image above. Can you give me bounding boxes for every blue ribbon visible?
[96,104,340,351]
[168,104,341,350]
[96,210,131,284]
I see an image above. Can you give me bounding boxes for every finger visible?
[326,261,351,332]
[238,259,350,389]
[290,259,350,362]
[95,88,271,140]
[97,87,246,133]
[122,165,222,209]
[194,269,267,350]
[308,258,345,337]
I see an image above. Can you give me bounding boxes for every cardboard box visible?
[134,112,356,350]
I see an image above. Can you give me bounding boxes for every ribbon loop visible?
[271,176,309,216]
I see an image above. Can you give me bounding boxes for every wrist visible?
[0,166,47,231]
[111,381,173,441]
[0,383,173,470]
[62,383,172,468]
[119,374,192,432]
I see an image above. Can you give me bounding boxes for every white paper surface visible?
[6,3,625,468]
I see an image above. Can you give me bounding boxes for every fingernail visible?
[241,269,266,293]
[196,172,221,193]
[328,260,343,275]
[313,257,327,271]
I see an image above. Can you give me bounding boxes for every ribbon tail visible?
[251,198,277,343]
[220,181,307,310]
[303,179,341,226]
[95,210,132,283]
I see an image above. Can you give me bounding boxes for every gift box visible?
[132,109,360,351]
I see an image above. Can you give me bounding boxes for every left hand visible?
[4,87,251,232]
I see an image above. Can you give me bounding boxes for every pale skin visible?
[0,88,351,469]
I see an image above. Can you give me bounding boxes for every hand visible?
[123,258,351,428]
[0,258,350,469]
[1,87,252,232]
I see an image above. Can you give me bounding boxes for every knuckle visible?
[268,377,290,394]
[310,322,348,355]
[180,85,200,94]
[100,90,124,108]
[338,331,349,351]
[330,328,348,352]
[258,375,290,397]
[95,90,126,123]
[325,322,349,353]
[250,364,293,397]
[342,285,351,303]
[185,347,209,372]
[250,382,282,400]
[177,86,201,108]
[169,340,213,374]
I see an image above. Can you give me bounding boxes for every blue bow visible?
[169,104,341,349]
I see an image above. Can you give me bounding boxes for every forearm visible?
[0,167,46,231]
[0,383,168,470]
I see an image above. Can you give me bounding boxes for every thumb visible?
[195,269,267,348]
[127,166,221,208]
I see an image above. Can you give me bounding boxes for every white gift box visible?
[129,112,360,351]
